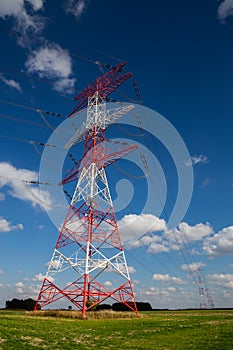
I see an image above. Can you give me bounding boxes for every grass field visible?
[0,309,232,349]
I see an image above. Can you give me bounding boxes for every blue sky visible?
[0,0,233,309]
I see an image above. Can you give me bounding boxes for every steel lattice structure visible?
[35,63,138,315]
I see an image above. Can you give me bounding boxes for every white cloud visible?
[32,273,44,282]
[181,262,206,273]
[185,154,208,167]
[133,279,140,284]
[208,273,233,289]
[152,273,171,282]
[128,266,136,274]
[0,0,46,47]
[25,43,76,93]
[177,222,213,241]
[15,282,24,287]
[0,283,3,288]
[27,0,45,11]
[53,77,76,94]
[65,0,90,20]
[126,234,165,250]
[0,73,22,93]
[45,260,62,269]
[164,222,213,251]
[16,287,24,294]
[203,226,233,256]
[171,277,186,285]
[0,217,23,233]
[118,213,167,244]
[217,0,233,22]
[104,281,112,287]
[0,162,53,210]
[152,273,186,284]
[120,214,213,255]
[0,0,25,18]
[142,286,177,302]
[0,269,4,274]
[147,242,169,254]
[32,272,54,283]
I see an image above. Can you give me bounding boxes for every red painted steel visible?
[35,64,138,316]
[68,62,132,117]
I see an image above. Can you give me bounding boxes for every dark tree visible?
[112,302,152,311]
[96,304,112,311]
[5,298,39,311]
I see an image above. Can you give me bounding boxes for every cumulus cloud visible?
[152,273,186,284]
[0,73,22,93]
[104,281,112,287]
[119,214,214,255]
[64,0,91,20]
[128,266,136,274]
[164,222,213,251]
[16,287,24,294]
[118,213,167,244]
[27,0,45,11]
[178,222,213,241]
[181,262,206,273]
[203,226,233,256]
[32,272,54,282]
[125,233,168,252]
[15,281,25,287]
[0,0,46,47]
[142,286,177,302]
[208,273,233,289]
[0,217,23,233]
[0,162,53,210]
[147,242,169,254]
[217,0,233,22]
[185,154,208,167]
[32,273,44,281]
[25,43,76,93]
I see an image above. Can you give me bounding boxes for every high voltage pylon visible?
[35,62,138,315]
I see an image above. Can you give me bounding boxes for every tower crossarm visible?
[59,141,139,185]
[65,104,134,150]
[68,62,132,118]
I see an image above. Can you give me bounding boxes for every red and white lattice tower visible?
[35,62,138,315]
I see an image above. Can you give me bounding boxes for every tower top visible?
[68,62,132,118]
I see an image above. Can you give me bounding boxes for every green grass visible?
[0,309,232,349]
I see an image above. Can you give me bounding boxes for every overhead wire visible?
[135,111,201,284]
[145,128,201,282]
[0,175,50,186]
[0,113,48,129]
[107,172,182,276]
[0,98,63,117]
[112,109,200,283]
[25,185,68,209]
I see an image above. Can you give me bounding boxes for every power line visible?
[0,98,63,117]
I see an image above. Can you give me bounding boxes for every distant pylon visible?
[197,274,214,309]
[35,63,138,315]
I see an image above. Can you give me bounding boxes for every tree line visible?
[5,298,152,311]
